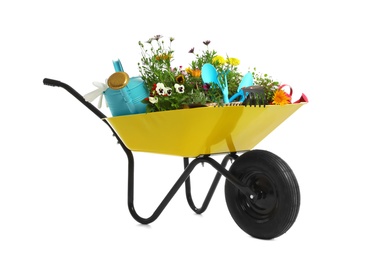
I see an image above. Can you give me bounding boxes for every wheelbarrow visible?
[43,78,306,239]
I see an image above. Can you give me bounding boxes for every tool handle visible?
[43,78,107,119]
[43,78,64,87]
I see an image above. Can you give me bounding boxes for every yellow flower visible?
[212,55,226,65]
[185,67,192,74]
[226,57,240,66]
[155,53,172,61]
[272,89,291,105]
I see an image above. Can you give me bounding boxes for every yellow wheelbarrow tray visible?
[43,78,306,240]
[105,103,306,157]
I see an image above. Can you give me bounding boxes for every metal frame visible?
[43,78,257,225]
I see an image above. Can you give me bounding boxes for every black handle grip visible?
[43,78,64,87]
[43,78,107,119]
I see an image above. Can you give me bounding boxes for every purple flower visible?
[202,83,211,91]
[154,35,163,40]
[203,40,211,46]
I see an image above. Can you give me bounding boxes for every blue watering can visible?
[104,60,149,116]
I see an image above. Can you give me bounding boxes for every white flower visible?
[165,87,172,96]
[149,96,158,104]
[174,83,185,93]
[156,83,166,95]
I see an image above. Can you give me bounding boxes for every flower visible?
[174,84,185,93]
[149,96,158,104]
[203,40,211,46]
[202,83,211,91]
[272,89,291,105]
[153,35,163,40]
[155,54,172,61]
[226,57,240,66]
[212,55,226,65]
[156,83,166,95]
[175,74,185,84]
[139,35,209,112]
[185,68,201,78]
[192,68,201,77]
[165,87,172,96]
[137,34,303,112]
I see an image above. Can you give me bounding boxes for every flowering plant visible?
[138,36,206,112]
[137,35,304,112]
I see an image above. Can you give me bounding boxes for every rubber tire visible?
[225,150,300,239]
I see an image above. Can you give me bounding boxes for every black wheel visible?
[225,150,300,239]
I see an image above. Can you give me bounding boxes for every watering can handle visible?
[113,59,124,72]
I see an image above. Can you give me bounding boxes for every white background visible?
[1,0,369,259]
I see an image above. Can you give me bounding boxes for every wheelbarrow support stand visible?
[43,78,256,225]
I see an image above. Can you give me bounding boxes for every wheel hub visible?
[239,173,278,221]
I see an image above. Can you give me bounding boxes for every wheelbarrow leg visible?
[113,132,230,224]
[109,123,250,225]
[127,151,193,224]
[184,153,238,214]
[105,123,180,225]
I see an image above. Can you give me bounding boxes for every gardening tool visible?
[201,63,230,104]
[229,72,254,103]
[241,85,266,107]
